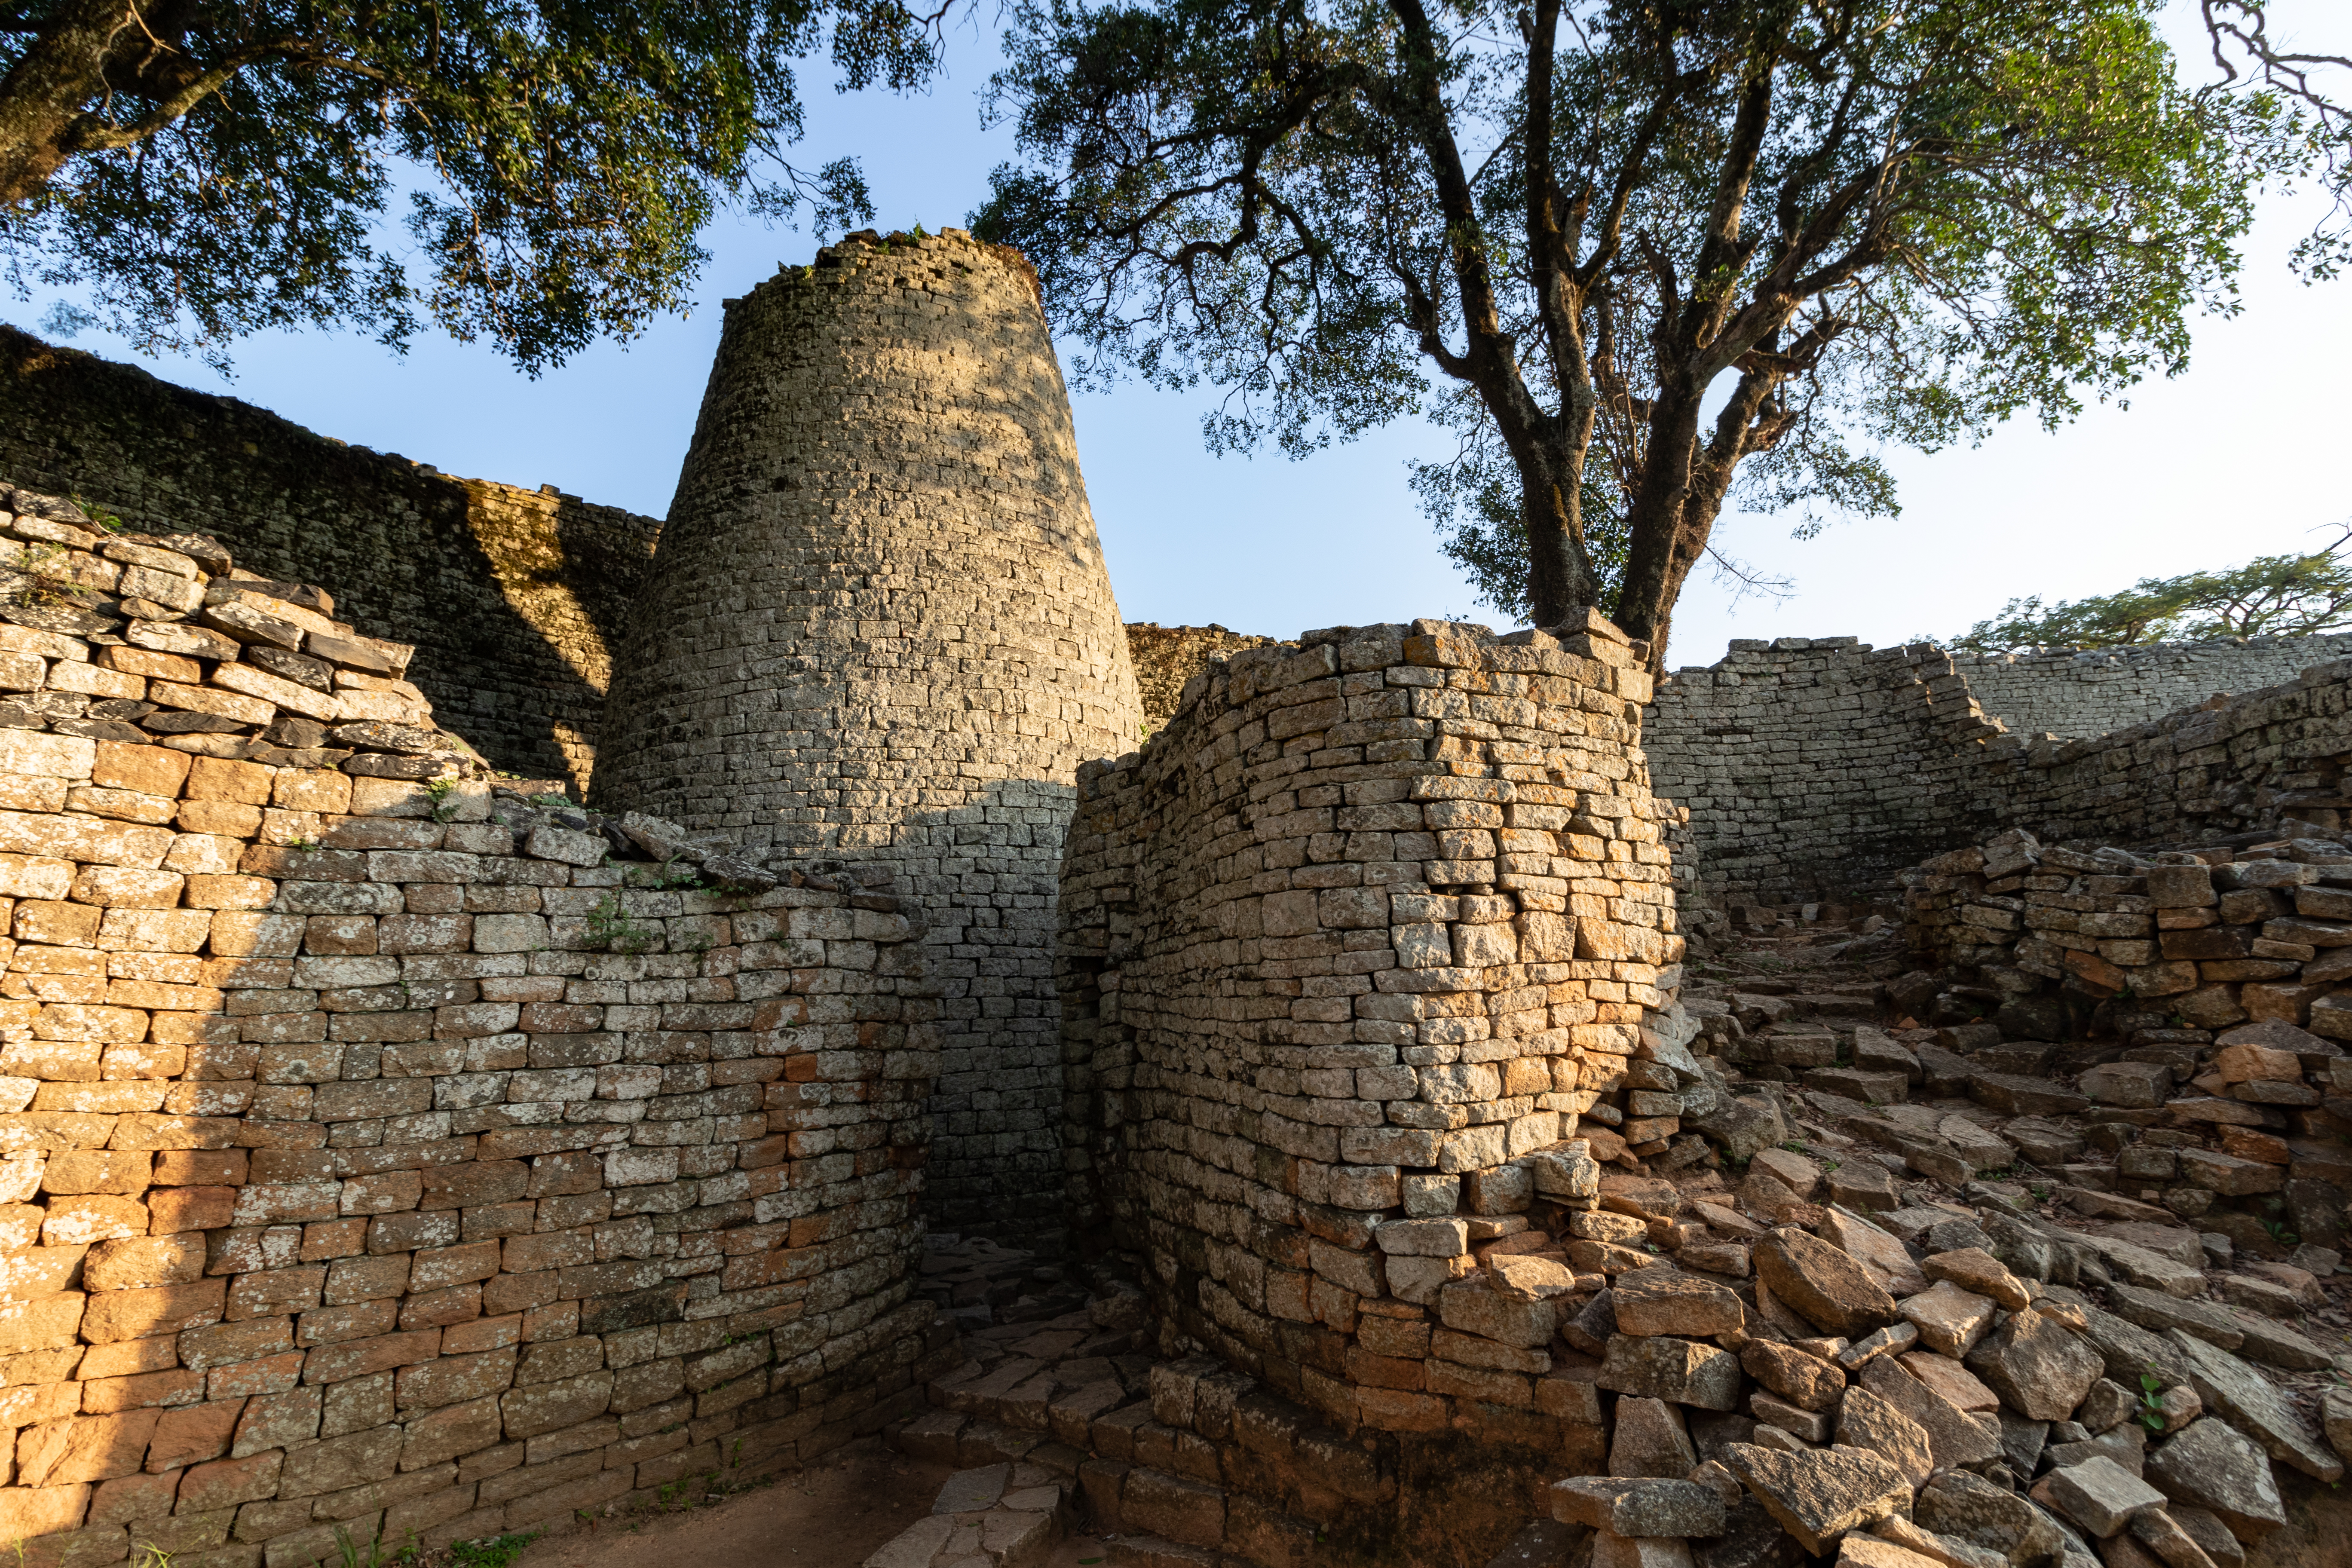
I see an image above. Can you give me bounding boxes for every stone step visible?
[864,1464,1075,1568]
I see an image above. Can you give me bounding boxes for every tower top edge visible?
[721,227,1044,311]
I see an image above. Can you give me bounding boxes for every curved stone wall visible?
[0,486,948,1557]
[1057,615,1704,1491]
[1646,633,2352,906]
[594,230,1143,1246]
[1950,634,2352,741]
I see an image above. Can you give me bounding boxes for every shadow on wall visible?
[785,777,1085,1251]
[0,325,658,792]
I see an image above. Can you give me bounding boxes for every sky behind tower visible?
[10,4,2351,671]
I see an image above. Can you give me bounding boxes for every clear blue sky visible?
[12,6,2351,671]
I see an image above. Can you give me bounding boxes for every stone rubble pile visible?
[0,486,478,778]
[1899,827,2352,1246]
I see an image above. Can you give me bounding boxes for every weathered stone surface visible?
[1920,1248,2030,1310]
[2143,1419,2285,1543]
[1755,1228,1900,1338]
[1838,1323,1919,1375]
[1913,1470,2066,1564]
[2044,1421,2150,1479]
[1858,1355,2001,1467]
[1489,1253,1577,1301]
[2323,1385,2352,1463]
[1612,1396,1700,1478]
[2030,1455,2166,1538]
[1867,1518,2004,1568]
[1740,1340,1845,1413]
[934,1464,1011,1514]
[864,1515,956,1568]
[1834,1539,1942,1568]
[2167,1332,2343,1481]
[1591,1533,1698,1568]
[2077,1235,2207,1299]
[1834,1387,1935,1487]
[1752,1149,1823,1199]
[1999,1409,2051,1478]
[1899,1351,1998,1415]
[2105,1284,2244,1351]
[2078,1305,2194,1390]
[1550,1478,1729,1537]
[1600,1336,1743,1411]
[1440,1276,1561,1348]
[2081,1062,2172,1108]
[2225,1311,2334,1372]
[1964,1307,2105,1421]
[1686,1095,1788,1163]
[2076,1379,2137,1435]
[2162,1507,2243,1568]
[1898,1280,1997,1357]
[2126,1508,2219,1568]
[1720,1442,1910,1556]
[1819,1211,1929,1298]
[1614,1272,1746,1338]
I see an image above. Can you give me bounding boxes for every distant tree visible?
[1953,533,2352,653]
[0,1,951,372]
[974,0,2309,663]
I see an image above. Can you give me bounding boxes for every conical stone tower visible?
[596,228,1143,1243]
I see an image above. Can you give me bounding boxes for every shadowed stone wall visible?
[0,326,661,796]
[0,493,947,1558]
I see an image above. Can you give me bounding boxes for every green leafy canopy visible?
[974,0,2314,649]
[0,0,951,373]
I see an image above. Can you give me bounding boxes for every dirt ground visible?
[501,1438,1109,1568]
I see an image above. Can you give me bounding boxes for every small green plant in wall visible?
[587,891,657,954]
[2136,1372,2166,1433]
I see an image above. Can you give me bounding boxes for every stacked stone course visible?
[1951,637,2352,743]
[0,486,951,1562]
[1058,613,1706,1485]
[1648,634,2352,911]
[595,229,1142,1249]
[0,327,662,793]
[1123,625,1283,736]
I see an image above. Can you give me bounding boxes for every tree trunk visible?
[0,0,138,207]
[1520,443,1593,629]
[1611,382,1705,651]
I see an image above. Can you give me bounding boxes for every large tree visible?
[973,0,2305,661]
[0,1,946,371]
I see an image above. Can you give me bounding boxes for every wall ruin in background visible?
[1645,634,2352,906]
[0,328,660,795]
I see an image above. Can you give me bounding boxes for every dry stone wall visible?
[1951,635,2352,741]
[594,230,1142,1249]
[1642,639,2006,906]
[1649,634,2352,909]
[1123,625,1282,736]
[1057,614,1709,1495]
[0,326,661,793]
[0,487,950,1561]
